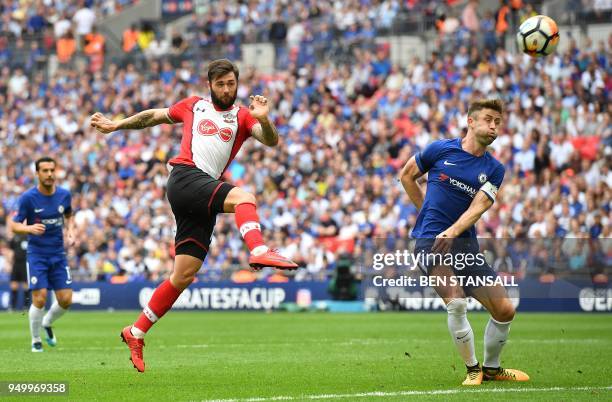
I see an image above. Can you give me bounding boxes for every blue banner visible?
[0,281,329,311]
[0,279,609,312]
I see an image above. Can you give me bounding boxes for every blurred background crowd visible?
[0,0,610,285]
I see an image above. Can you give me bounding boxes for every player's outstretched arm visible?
[399,156,425,210]
[248,95,279,147]
[90,108,173,134]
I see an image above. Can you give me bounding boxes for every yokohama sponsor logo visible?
[439,173,477,198]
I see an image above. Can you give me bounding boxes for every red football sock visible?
[133,280,182,333]
[234,202,265,252]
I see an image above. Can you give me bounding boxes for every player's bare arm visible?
[90,108,173,134]
[399,156,425,210]
[248,95,279,147]
[432,191,493,254]
[64,212,76,247]
[10,219,45,236]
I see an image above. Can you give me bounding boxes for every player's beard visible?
[211,88,237,110]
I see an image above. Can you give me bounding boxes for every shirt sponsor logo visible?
[41,218,63,226]
[197,119,234,142]
[198,119,219,136]
[439,173,478,198]
[219,127,233,142]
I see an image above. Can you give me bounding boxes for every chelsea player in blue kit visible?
[11,157,75,352]
[400,100,529,385]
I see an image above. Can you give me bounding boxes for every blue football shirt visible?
[13,187,72,255]
[412,138,505,238]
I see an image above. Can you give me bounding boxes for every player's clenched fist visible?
[248,95,269,121]
[90,112,118,134]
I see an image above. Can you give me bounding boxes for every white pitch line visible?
[55,344,210,351]
[201,386,612,402]
[52,337,609,352]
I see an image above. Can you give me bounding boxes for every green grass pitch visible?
[1,311,611,401]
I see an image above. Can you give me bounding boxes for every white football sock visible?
[483,317,512,368]
[42,302,67,328]
[252,245,269,256]
[131,326,146,339]
[447,298,478,367]
[29,304,45,343]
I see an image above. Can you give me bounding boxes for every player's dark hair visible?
[207,59,239,82]
[468,99,504,117]
[35,157,56,171]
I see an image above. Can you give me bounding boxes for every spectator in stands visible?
[84,26,105,71]
[54,11,72,39]
[7,67,28,98]
[462,0,480,33]
[27,4,48,34]
[73,0,96,45]
[170,29,187,56]
[269,13,288,68]
[495,0,511,48]
[137,22,155,51]
[122,24,139,54]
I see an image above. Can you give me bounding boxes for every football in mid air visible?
[516,15,560,57]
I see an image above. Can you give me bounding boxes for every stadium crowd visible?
[0,2,610,284]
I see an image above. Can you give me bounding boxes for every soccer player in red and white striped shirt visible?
[91,59,298,372]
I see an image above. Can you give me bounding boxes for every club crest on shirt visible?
[58,205,65,213]
[478,173,487,184]
[222,113,236,124]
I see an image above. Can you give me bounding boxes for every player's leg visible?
[470,284,529,381]
[42,288,72,347]
[429,264,482,385]
[10,262,30,310]
[41,257,73,347]
[121,166,212,372]
[29,288,47,352]
[22,282,31,310]
[27,256,48,352]
[9,280,18,312]
[122,251,203,372]
[132,252,203,337]
[224,187,298,270]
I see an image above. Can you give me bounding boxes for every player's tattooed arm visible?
[251,118,279,147]
[90,108,173,134]
[248,95,279,146]
[399,156,425,210]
